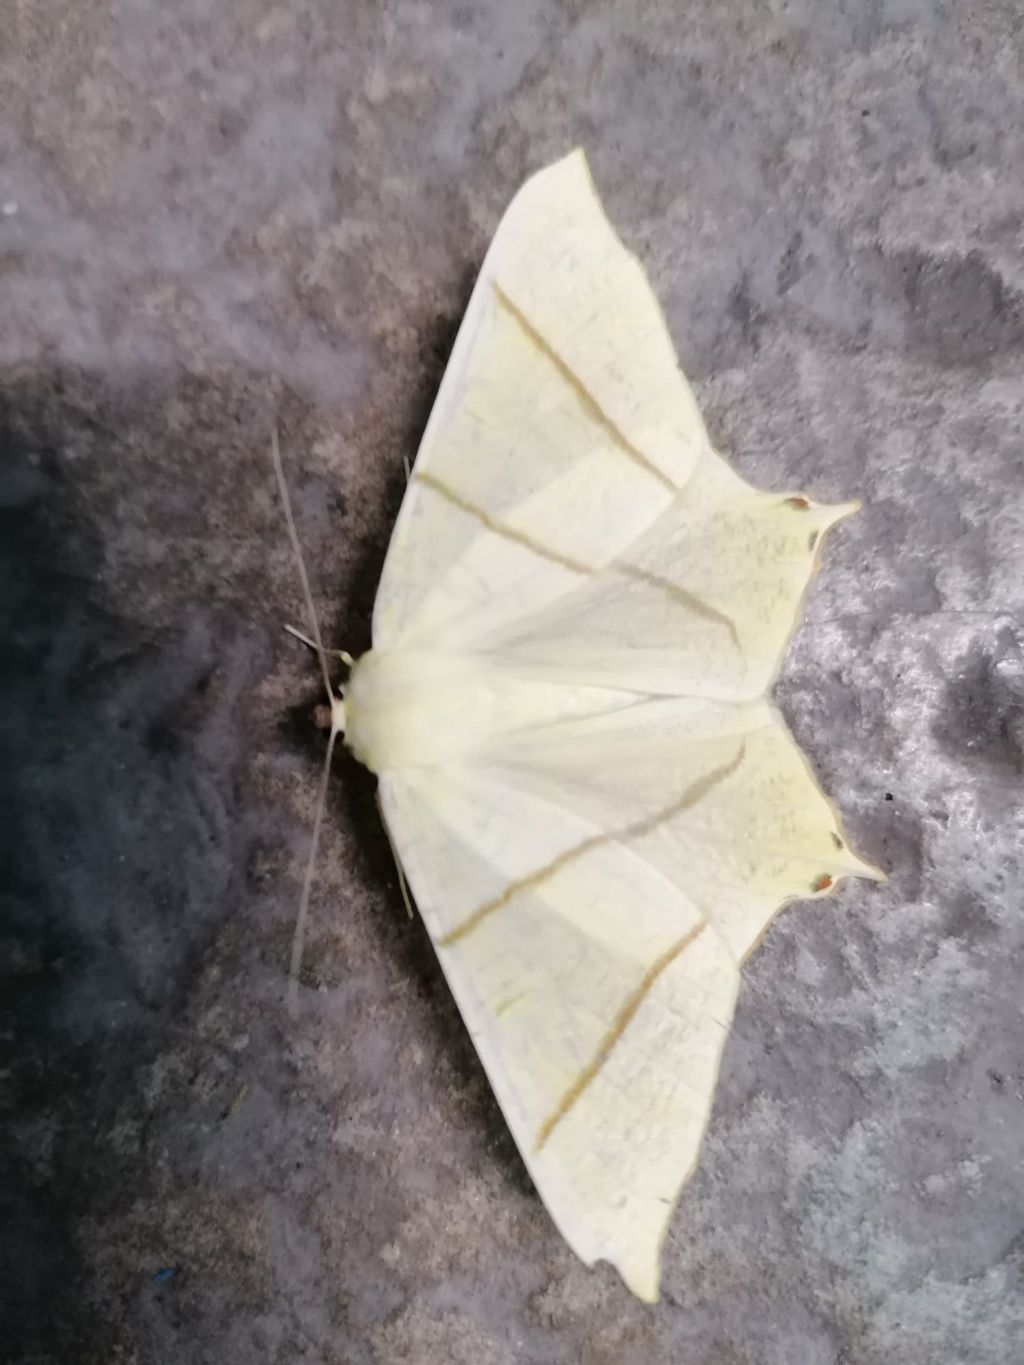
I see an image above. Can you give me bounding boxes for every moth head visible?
[313,695,348,738]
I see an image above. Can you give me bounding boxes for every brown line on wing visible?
[439,831,605,947]
[415,471,594,575]
[492,283,679,494]
[439,745,746,948]
[614,562,741,649]
[535,920,708,1152]
[417,475,735,649]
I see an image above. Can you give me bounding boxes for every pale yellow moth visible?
[275,150,883,1302]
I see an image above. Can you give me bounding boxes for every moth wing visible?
[362,149,883,1299]
[474,693,885,966]
[473,449,863,703]
[373,149,709,653]
[378,763,739,1303]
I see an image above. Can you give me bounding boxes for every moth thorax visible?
[343,649,500,774]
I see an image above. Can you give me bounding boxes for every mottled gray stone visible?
[2,2,1022,1362]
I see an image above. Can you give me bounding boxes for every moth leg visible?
[283,623,354,667]
[375,786,415,920]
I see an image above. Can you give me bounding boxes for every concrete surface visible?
[3,2,1023,1362]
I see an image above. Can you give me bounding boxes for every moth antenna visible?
[271,427,347,1013]
[270,426,335,703]
[286,721,340,1017]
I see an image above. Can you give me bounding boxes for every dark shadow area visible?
[0,316,535,1361]
[0,371,270,1362]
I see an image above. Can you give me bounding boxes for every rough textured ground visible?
[3,2,1023,1362]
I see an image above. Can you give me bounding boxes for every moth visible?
[274,150,883,1301]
